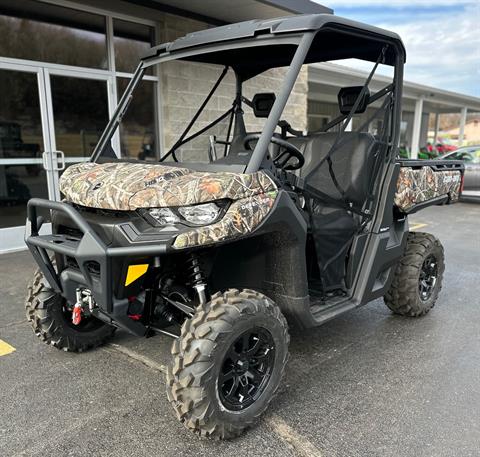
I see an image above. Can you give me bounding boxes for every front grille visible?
[59,226,82,240]
[72,204,131,218]
[65,256,100,276]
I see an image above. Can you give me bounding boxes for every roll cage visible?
[90,13,405,174]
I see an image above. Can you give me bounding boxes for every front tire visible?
[384,232,445,317]
[25,268,116,352]
[166,289,289,440]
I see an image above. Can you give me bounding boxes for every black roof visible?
[144,14,405,79]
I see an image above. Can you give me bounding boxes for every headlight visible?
[146,202,223,227]
[148,208,180,226]
[177,202,221,226]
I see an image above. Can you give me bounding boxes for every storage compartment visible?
[394,162,463,213]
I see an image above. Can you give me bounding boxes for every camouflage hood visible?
[59,162,277,210]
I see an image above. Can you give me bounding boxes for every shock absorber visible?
[186,254,207,305]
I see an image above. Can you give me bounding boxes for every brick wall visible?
[157,13,308,162]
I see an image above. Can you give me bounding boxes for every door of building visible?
[0,62,112,252]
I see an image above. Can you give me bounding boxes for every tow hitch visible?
[73,288,95,325]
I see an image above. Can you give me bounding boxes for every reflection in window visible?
[50,76,109,158]
[0,68,47,229]
[0,0,107,69]
[0,69,43,160]
[0,164,49,228]
[117,78,156,159]
[114,19,154,74]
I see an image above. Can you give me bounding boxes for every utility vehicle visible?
[25,14,464,440]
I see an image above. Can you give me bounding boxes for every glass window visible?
[50,75,109,158]
[0,69,43,160]
[445,152,461,160]
[473,150,480,163]
[117,78,156,159]
[0,0,107,69]
[113,19,154,74]
[459,153,474,162]
[0,68,48,229]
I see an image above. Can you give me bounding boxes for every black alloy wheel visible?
[418,254,438,301]
[218,327,275,411]
[384,232,445,317]
[167,289,289,439]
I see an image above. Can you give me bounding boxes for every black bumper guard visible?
[25,198,167,332]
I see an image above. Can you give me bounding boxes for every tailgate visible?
[394,159,464,213]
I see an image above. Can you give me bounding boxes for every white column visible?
[433,112,440,144]
[458,107,468,146]
[345,118,353,132]
[411,97,424,159]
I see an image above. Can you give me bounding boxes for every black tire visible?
[166,289,289,440]
[384,232,445,317]
[25,267,116,352]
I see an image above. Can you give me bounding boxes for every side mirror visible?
[338,86,370,115]
[252,93,276,118]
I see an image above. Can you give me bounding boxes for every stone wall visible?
[157,13,308,161]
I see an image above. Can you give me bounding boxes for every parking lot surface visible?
[1,202,479,457]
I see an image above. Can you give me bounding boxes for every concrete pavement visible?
[0,202,479,457]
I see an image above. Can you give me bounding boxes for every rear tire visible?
[384,232,445,317]
[25,268,116,352]
[166,289,289,440]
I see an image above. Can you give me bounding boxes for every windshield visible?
[91,42,304,168]
[160,62,236,164]
[91,34,399,173]
[445,150,480,163]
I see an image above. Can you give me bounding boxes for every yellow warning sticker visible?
[125,264,149,286]
[0,339,16,357]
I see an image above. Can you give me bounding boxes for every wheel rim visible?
[418,254,438,301]
[218,327,275,411]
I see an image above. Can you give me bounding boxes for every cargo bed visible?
[395,159,464,213]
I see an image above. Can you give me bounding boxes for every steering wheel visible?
[243,133,305,171]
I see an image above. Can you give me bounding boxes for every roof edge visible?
[309,63,480,111]
[258,0,333,15]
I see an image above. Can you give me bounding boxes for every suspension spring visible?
[186,254,207,305]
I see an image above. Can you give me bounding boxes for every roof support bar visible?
[91,62,145,162]
[245,31,315,173]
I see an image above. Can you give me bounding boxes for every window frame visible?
[0,0,162,158]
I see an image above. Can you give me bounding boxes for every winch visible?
[72,288,95,325]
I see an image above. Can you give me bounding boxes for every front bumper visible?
[25,198,171,335]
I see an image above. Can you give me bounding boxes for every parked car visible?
[441,146,480,196]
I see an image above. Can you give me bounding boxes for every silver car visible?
[441,146,480,197]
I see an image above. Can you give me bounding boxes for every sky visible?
[317,1,480,97]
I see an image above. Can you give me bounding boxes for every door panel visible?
[0,67,51,230]
[471,150,480,191]
[46,72,110,197]
[463,163,476,189]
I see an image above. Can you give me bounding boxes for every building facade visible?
[1,0,479,253]
[0,0,314,252]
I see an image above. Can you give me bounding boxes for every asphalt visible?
[0,201,479,457]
